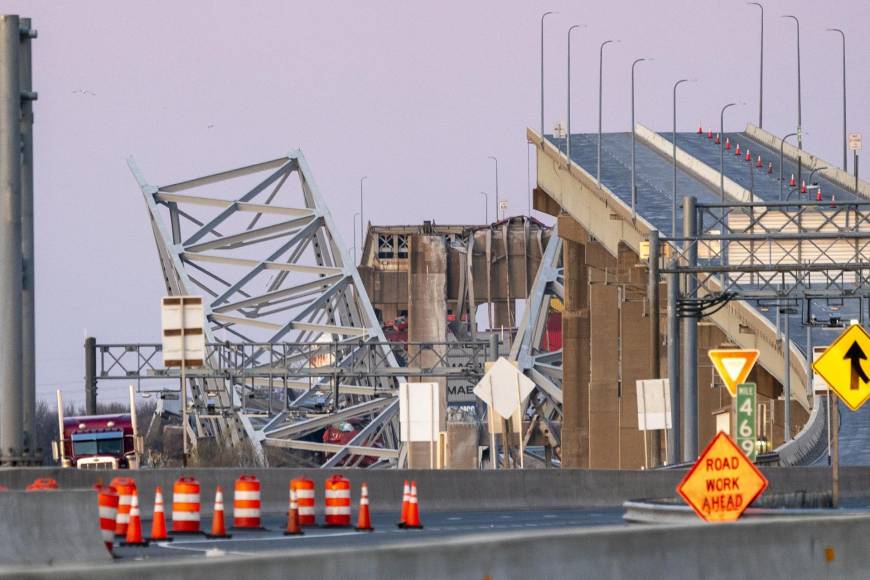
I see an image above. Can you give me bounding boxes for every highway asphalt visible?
[114,507,626,560]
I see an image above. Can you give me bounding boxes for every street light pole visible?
[672,78,690,238]
[488,156,499,220]
[567,24,585,160]
[597,39,615,185]
[720,102,737,203]
[779,132,797,200]
[359,176,367,251]
[352,212,360,263]
[827,28,847,171]
[748,2,764,127]
[783,15,802,150]
[540,11,556,138]
[631,57,649,220]
[480,192,488,223]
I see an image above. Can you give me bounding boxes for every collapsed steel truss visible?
[128,152,408,466]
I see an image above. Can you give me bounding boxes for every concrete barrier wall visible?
[8,513,870,579]
[0,466,861,518]
[746,124,870,200]
[0,490,110,567]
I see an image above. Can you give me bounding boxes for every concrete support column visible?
[407,234,448,468]
[0,15,24,463]
[560,235,589,468]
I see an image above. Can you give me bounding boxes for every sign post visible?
[708,349,759,397]
[735,383,757,461]
[677,432,768,522]
[474,357,536,469]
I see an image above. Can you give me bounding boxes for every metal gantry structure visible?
[128,151,415,466]
[658,196,870,462]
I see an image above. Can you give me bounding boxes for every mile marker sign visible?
[677,432,768,522]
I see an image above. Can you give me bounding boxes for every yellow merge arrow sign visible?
[813,324,870,411]
[708,349,760,397]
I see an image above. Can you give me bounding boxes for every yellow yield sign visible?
[708,349,759,397]
[813,324,870,411]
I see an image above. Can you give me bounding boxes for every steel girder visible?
[129,152,403,466]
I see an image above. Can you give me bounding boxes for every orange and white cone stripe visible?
[171,476,201,533]
[149,486,172,542]
[233,475,262,529]
[97,485,119,553]
[110,477,136,536]
[291,478,316,526]
[324,475,351,527]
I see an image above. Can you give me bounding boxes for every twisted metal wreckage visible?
[127,151,565,467]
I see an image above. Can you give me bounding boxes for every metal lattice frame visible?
[128,152,404,466]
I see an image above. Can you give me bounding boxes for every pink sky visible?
[0,0,867,403]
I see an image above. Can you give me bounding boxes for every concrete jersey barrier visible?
[0,490,110,567]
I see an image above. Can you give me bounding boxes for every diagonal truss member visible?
[128,151,403,466]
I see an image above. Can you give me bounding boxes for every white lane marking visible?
[499,515,512,519]
[156,543,250,557]
[543,514,557,519]
[163,531,362,545]
[446,517,463,521]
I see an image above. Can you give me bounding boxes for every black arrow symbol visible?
[844,342,869,390]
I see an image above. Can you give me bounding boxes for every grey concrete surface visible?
[0,490,110,567]
[8,513,870,579]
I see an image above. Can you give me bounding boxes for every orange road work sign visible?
[677,432,768,522]
[708,349,759,397]
[812,324,870,411]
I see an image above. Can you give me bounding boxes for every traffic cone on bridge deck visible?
[707,129,713,139]
[735,143,741,156]
[122,491,149,546]
[789,173,796,187]
[396,480,410,528]
[697,123,703,134]
[716,133,721,145]
[725,137,730,150]
[745,149,752,162]
[355,483,374,532]
[284,489,304,536]
[801,180,807,194]
[148,486,172,542]
[817,188,823,202]
[767,162,773,174]
[205,486,232,539]
[403,481,423,530]
[756,155,763,168]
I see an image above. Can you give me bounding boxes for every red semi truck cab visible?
[54,414,141,469]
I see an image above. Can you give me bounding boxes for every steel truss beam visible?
[129,151,406,466]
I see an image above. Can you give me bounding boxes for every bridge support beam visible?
[559,217,590,468]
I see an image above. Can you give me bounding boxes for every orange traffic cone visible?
[801,180,807,194]
[831,194,836,207]
[725,137,731,150]
[735,143,741,156]
[789,173,796,187]
[403,481,423,530]
[767,162,773,174]
[745,149,751,161]
[756,155,762,168]
[716,133,721,145]
[205,486,231,539]
[396,480,410,528]
[816,188,823,201]
[122,491,149,546]
[355,483,374,532]
[148,486,172,542]
[697,123,703,134]
[284,488,304,536]
[707,129,713,139]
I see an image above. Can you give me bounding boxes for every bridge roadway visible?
[114,508,625,560]
[548,130,869,465]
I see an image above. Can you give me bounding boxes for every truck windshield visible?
[71,431,124,456]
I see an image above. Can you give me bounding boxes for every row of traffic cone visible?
[396,480,423,529]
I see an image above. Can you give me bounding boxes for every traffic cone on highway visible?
[725,137,730,150]
[831,194,837,207]
[745,149,751,162]
[707,129,713,139]
[148,486,172,542]
[789,173,796,187]
[716,133,721,145]
[756,155,762,168]
[122,491,149,546]
[206,486,231,539]
[801,180,807,194]
[403,481,423,530]
[735,143,741,156]
[817,188,823,202]
[697,123,703,134]
[355,483,374,532]
[767,162,773,174]
[284,488,304,536]
[396,480,410,528]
